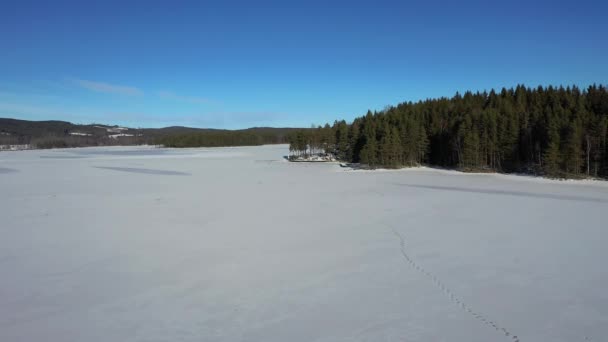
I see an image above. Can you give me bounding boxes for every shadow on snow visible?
[394,183,608,203]
[93,166,190,176]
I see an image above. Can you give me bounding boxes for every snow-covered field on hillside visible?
[1,144,607,342]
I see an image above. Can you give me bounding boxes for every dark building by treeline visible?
[288,85,608,179]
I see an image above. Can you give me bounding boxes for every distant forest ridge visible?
[156,127,301,147]
[288,84,608,179]
[0,118,299,149]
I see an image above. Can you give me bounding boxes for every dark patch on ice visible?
[0,167,18,174]
[39,155,87,159]
[394,183,608,203]
[73,149,177,156]
[44,255,123,277]
[254,159,280,164]
[0,254,15,264]
[93,166,190,176]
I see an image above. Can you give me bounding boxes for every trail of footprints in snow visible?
[390,228,520,342]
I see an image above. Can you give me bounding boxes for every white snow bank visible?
[0,144,31,151]
[340,165,608,187]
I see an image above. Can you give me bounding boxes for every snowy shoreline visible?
[337,164,608,186]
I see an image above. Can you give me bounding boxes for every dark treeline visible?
[0,118,301,150]
[27,135,145,149]
[157,128,298,148]
[0,118,151,149]
[0,134,148,149]
[288,85,608,179]
[287,125,335,157]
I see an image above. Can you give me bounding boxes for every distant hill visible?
[0,118,304,149]
[153,126,304,148]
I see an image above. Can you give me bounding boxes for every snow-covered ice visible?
[1,144,607,342]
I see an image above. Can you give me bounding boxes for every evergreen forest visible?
[288,85,608,179]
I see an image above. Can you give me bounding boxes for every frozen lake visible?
[1,144,607,342]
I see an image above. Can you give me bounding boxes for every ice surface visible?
[1,145,607,342]
[0,167,19,174]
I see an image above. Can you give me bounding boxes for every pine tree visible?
[334,120,349,160]
[360,125,378,168]
[564,119,583,175]
[416,121,429,164]
[544,118,561,175]
[348,120,361,162]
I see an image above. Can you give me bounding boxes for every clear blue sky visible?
[1,0,607,129]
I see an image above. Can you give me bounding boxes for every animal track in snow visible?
[389,227,520,342]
